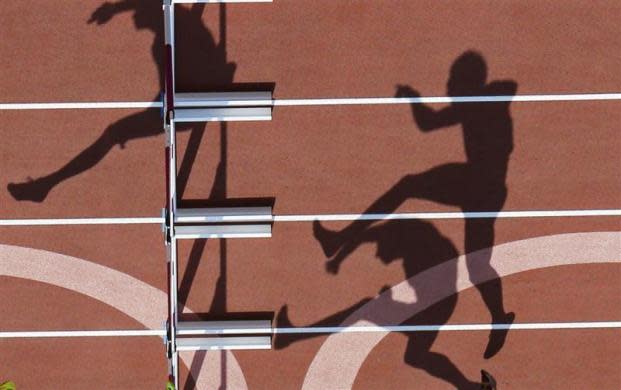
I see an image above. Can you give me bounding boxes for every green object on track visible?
[166,380,175,390]
[0,381,16,390]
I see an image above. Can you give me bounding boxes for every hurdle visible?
[162,1,273,388]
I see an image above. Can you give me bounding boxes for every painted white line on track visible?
[274,209,621,222]
[272,93,621,106]
[1,321,619,339]
[0,209,619,226]
[0,329,165,338]
[274,321,621,334]
[0,217,163,226]
[0,102,161,110]
[1,93,620,110]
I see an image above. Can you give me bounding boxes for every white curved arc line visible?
[0,244,247,390]
[302,231,621,390]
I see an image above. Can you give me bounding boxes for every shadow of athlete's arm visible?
[88,1,134,25]
[396,85,460,131]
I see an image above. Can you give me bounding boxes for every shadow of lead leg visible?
[7,177,52,202]
[312,220,342,258]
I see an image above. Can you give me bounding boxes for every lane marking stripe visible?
[274,209,621,222]
[1,93,620,110]
[0,330,165,338]
[2,321,619,338]
[0,217,162,226]
[1,209,619,226]
[0,102,161,110]
[274,321,621,334]
[273,94,621,106]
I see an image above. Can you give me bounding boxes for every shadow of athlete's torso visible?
[459,81,515,169]
[372,220,458,280]
[405,79,517,211]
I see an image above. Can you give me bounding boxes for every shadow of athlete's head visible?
[447,50,487,96]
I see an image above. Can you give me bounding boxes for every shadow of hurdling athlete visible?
[7,0,236,202]
[314,51,516,360]
[276,219,497,389]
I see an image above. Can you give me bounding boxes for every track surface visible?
[1,1,620,389]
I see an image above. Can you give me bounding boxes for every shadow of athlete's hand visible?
[395,84,419,98]
[88,2,116,25]
[325,259,340,275]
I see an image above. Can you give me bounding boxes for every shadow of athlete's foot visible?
[481,370,497,389]
[313,220,341,258]
[273,305,294,350]
[7,178,52,202]
[484,311,515,359]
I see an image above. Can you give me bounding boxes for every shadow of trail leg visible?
[315,163,467,262]
[273,297,373,349]
[313,174,421,258]
[7,109,162,202]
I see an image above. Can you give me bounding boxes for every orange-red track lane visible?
[1,1,620,389]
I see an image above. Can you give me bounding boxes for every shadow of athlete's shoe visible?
[313,220,341,258]
[7,178,52,202]
[484,311,515,359]
[481,370,497,389]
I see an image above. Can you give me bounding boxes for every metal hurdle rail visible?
[162,0,273,388]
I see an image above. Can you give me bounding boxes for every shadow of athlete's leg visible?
[273,297,373,349]
[465,217,514,359]
[403,295,479,389]
[8,109,162,202]
[404,333,479,389]
[315,163,468,260]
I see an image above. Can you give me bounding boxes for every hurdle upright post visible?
[162,0,179,388]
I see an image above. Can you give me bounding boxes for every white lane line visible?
[0,102,161,110]
[1,93,620,110]
[0,217,163,226]
[2,321,619,339]
[274,209,621,222]
[273,93,621,106]
[274,321,621,334]
[1,209,619,226]
[0,329,165,338]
